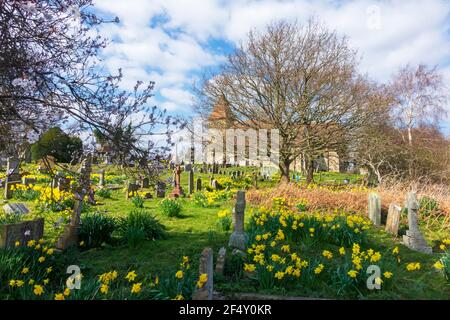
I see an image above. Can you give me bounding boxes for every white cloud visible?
[93,0,450,115]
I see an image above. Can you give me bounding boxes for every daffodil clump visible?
[217,209,232,231]
[249,198,371,247]
[3,251,205,300]
[10,183,74,212]
[2,239,61,300]
[193,190,234,208]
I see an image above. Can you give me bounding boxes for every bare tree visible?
[197,19,378,183]
[0,0,181,177]
[390,64,448,146]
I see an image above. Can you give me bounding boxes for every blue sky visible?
[92,0,450,135]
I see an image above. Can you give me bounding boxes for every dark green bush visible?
[117,209,166,245]
[159,198,182,217]
[79,213,116,248]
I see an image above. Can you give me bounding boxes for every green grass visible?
[1,166,448,300]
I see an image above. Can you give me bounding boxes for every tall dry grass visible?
[246,181,450,240]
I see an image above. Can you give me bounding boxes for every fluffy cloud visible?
[93,0,450,122]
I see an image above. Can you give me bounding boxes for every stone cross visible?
[368,192,381,226]
[192,247,214,300]
[188,169,194,194]
[385,203,402,236]
[403,192,432,254]
[169,165,184,198]
[228,191,247,251]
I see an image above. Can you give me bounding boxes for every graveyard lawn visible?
[1,165,449,300]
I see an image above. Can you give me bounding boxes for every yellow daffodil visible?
[33,285,44,296]
[175,270,184,279]
[54,293,65,300]
[131,283,142,294]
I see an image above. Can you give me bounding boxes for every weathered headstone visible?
[184,163,192,172]
[385,203,402,236]
[4,157,21,199]
[196,178,202,192]
[192,247,213,300]
[2,203,30,216]
[0,218,44,248]
[188,169,194,194]
[126,182,139,199]
[22,177,36,186]
[368,192,381,226]
[140,176,150,189]
[215,247,227,275]
[403,192,432,254]
[99,169,105,187]
[156,181,166,198]
[228,191,247,251]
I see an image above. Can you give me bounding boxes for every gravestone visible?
[368,193,381,226]
[228,191,247,251]
[56,153,92,250]
[126,182,139,199]
[188,169,194,194]
[0,218,44,248]
[385,203,402,236]
[192,247,214,300]
[99,169,105,187]
[4,157,21,199]
[196,178,202,192]
[169,165,184,198]
[156,181,166,198]
[211,179,219,190]
[22,177,36,186]
[403,192,432,254]
[140,176,150,189]
[215,247,227,275]
[184,163,192,172]
[253,174,258,188]
[2,203,30,216]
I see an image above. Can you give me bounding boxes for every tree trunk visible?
[306,160,314,184]
[279,158,291,183]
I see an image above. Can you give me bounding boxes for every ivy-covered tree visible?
[31,127,83,163]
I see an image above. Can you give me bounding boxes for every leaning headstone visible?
[2,203,30,216]
[57,153,92,250]
[192,247,213,300]
[385,203,402,236]
[403,192,432,254]
[368,193,381,226]
[215,247,227,275]
[228,191,247,251]
[188,169,194,194]
[4,157,21,199]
